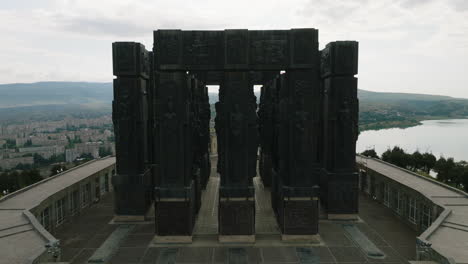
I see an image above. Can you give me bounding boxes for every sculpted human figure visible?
[230,103,244,142]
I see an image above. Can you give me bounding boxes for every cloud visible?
[399,0,434,8]
[449,0,468,11]
[0,0,467,98]
[53,15,150,38]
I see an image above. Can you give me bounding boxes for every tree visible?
[435,157,457,185]
[361,149,379,159]
[50,165,67,176]
[33,153,47,165]
[78,153,94,161]
[14,163,33,170]
[99,147,112,157]
[382,146,411,169]
[411,151,424,171]
[18,169,42,188]
[0,171,19,193]
[460,165,468,193]
[422,152,437,173]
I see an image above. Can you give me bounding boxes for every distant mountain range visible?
[1,81,467,129]
[0,82,112,108]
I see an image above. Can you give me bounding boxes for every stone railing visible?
[356,154,467,264]
[0,157,115,264]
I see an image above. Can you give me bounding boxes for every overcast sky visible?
[1,0,467,97]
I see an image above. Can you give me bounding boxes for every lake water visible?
[357,119,468,162]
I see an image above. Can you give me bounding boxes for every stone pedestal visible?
[154,184,195,237]
[277,187,319,236]
[218,198,255,238]
[326,172,359,216]
[113,171,152,220]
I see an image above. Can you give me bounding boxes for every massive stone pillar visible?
[195,81,211,189]
[217,71,258,242]
[266,29,321,240]
[258,71,279,188]
[153,71,196,240]
[258,80,274,187]
[112,42,152,221]
[321,41,359,219]
[270,75,282,217]
[275,69,320,239]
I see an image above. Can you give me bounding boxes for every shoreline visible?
[359,116,468,132]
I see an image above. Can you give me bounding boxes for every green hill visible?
[0,81,467,130]
[358,90,468,131]
[0,82,112,108]
[358,89,455,102]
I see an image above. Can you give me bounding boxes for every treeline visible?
[0,169,43,196]
[361,146,468,192]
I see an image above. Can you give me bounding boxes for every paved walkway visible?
[56,179,417,263]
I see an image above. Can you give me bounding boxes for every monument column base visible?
[219,235,255,243]
[275,186,319,236]
[326,172,359,215]
[112,172,153,219]
[155,183,195,237]
[154,235,192,244]
[281,234,321,243]
[327,214,359,220]
[218,196,255,238]
[278,197,319,235]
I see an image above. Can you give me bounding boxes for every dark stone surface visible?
[176,247,213,263]
[155,198,194,236]
[112,172,152,215]
[154,71,193,190]
[154,30,183,69]
[114,29,360,235]
[217,71,258,193]
[280,199,319,235]
[183,31,224,69]
[321,41,359,78]
[109,247,146,264]
[327,172,359,214]
[218,200,255,235]
[112,42,150,78]
[56,192,415,264]
[329,246,367,262]
[281,70,322,188]
[140,248,162,263]
[112,77,149,175]
[320,41,359,215]
[154,29,319,70]
[323,76,358,172]
[290,28,319,68]
[249,30,289,69]
[156,248,179,264]
[261,247,299,262]
[225,29,249,68]
[112,43,152,216]
[120,234,154,248]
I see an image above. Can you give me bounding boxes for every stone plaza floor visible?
[55,164,417,263]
